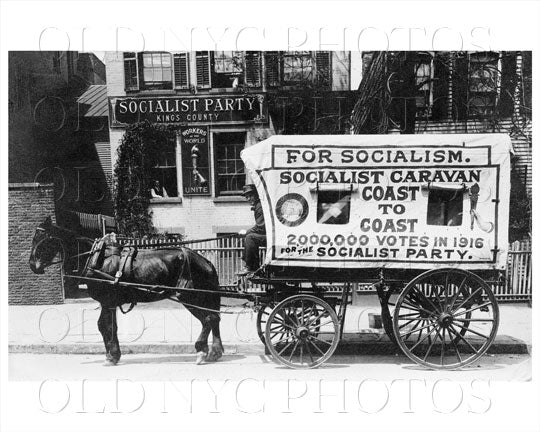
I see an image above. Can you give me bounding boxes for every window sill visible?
[150,197,183,204]
[213,196,248,203]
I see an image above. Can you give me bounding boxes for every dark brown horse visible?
[29,216,223,365]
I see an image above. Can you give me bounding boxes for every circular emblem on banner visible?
[275,193,309,227]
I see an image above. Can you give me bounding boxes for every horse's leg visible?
[187,307,211,365]
[207,313,224,362]
[98,305,121,365]
[97,305,111,360]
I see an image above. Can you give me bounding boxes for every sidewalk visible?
[8,295,532,355]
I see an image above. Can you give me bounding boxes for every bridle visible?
[32,225,94,270]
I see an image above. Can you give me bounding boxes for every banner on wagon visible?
[241,134,512,270]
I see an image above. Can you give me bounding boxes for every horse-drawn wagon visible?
[29,133,512,371]
[240,133,511,369]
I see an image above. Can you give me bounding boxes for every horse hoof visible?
[206,351,223,362]
[104,359,118,366]
[195,351,207,365]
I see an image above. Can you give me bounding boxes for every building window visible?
[414,54,434,118]
[426,189,463,226]
[123,52,139,91]
[283,51,314,83]
[142,52,173,90]
[317,190,351,225]
[468,52,500,117]
[211,51,243,88]
[214,51,243,74]
[124,52,190,92]
[151,140,177,198]
[264,51,331,88]
[214,132,246,196]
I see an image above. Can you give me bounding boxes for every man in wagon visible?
[238,184,266,276]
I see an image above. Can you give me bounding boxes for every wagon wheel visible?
[257,300,321,345]
[265,295,340,369]
[392,269,499,370]
[388,286,471,347]
[256,301,276,344]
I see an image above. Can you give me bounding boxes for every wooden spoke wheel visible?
[257,300,321,345]
[265,295,340,369]
[256,301,276,345]
[392,269,499,370]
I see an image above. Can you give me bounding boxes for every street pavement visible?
[8,352,531,381]
[8,295,532,356]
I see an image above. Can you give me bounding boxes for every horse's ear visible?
[43,216,52,226]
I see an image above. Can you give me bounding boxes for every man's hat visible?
[242,184,258,196]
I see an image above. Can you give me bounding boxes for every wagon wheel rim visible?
[256,301,276,344]
[393,269,499,370]
[265,295,340,369]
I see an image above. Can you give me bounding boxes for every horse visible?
[29,216,224,365]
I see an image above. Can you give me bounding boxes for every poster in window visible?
[180,126,211,196]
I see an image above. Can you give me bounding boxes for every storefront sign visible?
[180,126,211,196]
[109,95,267,127]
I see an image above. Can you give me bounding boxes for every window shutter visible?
[498,52,517,117]
[453,53,469,120]
[123,52,139,91]
[245,52,261,87]
[521,51,532,116]
[196,51,211,88]
[173,53,189,89]
[315,51,332,88]
[432,53,450,120]
[265,51,280,87]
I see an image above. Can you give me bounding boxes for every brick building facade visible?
[105,51,360,239]
[8,184,64,305]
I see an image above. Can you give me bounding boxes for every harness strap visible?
[114,246,137,284]
[119,302,137,314]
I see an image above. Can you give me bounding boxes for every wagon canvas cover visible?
[241,134,512,270]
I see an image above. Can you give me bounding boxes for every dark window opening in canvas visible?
[151,142,177,198]
[317,190,352,225]
[427,189,463,226]
[214,132,246,196]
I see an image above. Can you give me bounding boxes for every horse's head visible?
[29,216,66,274]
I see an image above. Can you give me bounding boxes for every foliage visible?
[351,51,532,241]
[113,121,175,237]
[509,162,531,242]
